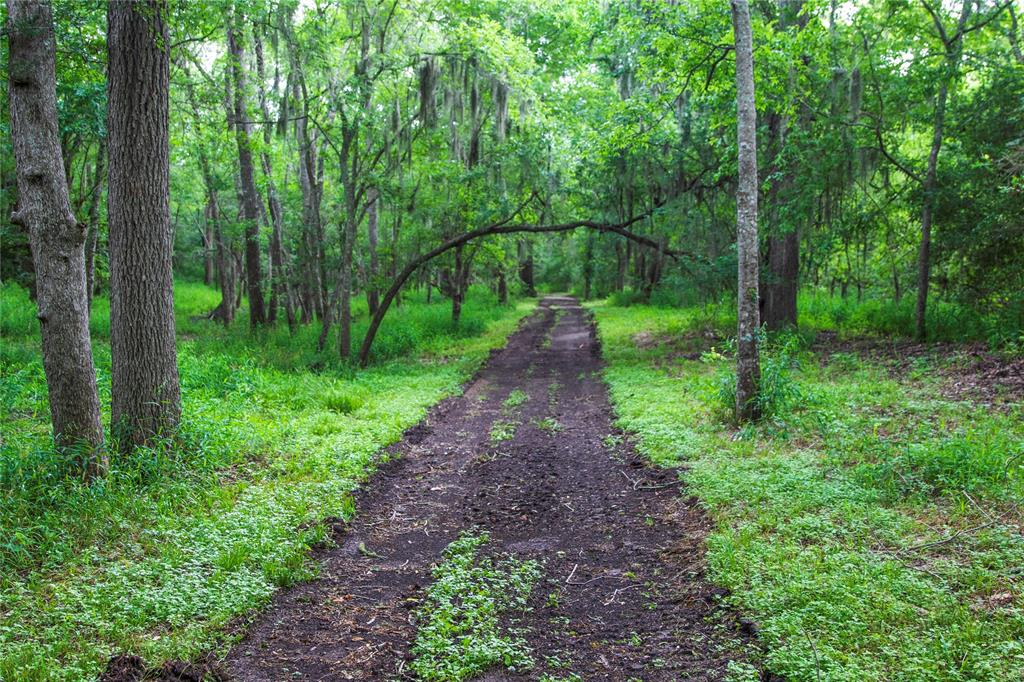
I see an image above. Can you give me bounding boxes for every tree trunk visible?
[107,0,181,447]
[452,244,464,325]
[497,270,508,305]
[253,23,287,326]
[337,128,357,360]
[765,228,799,330]
[227,17,266,327]
[366,187,380,316]
[85,139,105,307]
[732,0,761,422]
[582,231,594,300]
[210,200,235,325]
[8,0,105,476]
[916,0,972,341]
[518,239,535,296]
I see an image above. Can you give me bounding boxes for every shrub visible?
[715,329,806,424]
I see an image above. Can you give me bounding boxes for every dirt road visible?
[225,296,754,680]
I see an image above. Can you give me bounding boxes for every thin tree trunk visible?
[107,0,181,447]
[497,270,508,305]
[253,23,287,326]
[337,128,357,360]
[85,139,105,307]
[366,187,380,316]
[452,244,464,325]
[916,0,971,341]
[227,16,266,327]
[8,0,105,476]
[732,0,761,422]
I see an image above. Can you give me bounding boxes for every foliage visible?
[593,300,1024,681]
[410,531,541,681]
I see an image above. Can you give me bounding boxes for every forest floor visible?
[210,296,755,681]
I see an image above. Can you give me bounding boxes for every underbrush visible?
[0,280,533,682]
[601,285,1023,349]
[591,301,1024,681]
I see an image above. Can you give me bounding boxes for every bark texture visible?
[7,0,105,474]
[107,0,182,447]
[731,0,761,422]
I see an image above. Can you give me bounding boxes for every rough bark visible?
[732,0,761,422]
[8,0,105,475]
[227,17,266,327]
[107,0,182,447]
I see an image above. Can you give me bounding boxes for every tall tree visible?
[7,0,105,476]
[227,12,267,327]
[763,0,806,331]
[107,0,181,447]
[731,0,761,422]
[914,0,973,340]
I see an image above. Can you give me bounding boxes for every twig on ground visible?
[802,628,823,682]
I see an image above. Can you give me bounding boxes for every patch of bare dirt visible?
[100,653,229,682]
[632,328,724,363]
[813,331,1024,406]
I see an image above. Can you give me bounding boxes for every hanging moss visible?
[418,55,440,127]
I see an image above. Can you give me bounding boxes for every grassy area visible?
[0,281,533,682]
[590,302,1024,682]
[605,289,1024,349]
[410,532,540,680]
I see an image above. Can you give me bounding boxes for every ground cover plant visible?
[592,300,1024,681]
[0,281,532,682]
[410,532,541,681]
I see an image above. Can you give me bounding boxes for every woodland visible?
[0,0,1022,680]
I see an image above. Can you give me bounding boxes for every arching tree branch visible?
[357,209,697,366]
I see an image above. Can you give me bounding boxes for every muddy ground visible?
[103,296,757,681]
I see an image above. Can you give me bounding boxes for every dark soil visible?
[116,297,757,681]
[813,331,1024,406]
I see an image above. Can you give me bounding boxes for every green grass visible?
[605,287,1024,350]
[0,280,533,682]
[590,301,1024,682]
[410,531,541,681]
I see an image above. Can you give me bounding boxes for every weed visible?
[410,532,541,681]
[503,389,529,411]
[490,419,518,443]
[534,417,562,433]
[715,329,806,424]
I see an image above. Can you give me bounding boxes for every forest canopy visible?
[2,0,1021,356]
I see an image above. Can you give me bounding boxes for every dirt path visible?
[225,296,754,680]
